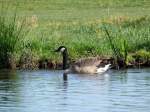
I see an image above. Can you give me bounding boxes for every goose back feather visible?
[70,57,102,74]
[73,57,102,67]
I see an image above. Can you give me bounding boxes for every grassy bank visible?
[0,0,150,69]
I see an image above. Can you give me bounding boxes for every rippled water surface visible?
[0,68,150,112]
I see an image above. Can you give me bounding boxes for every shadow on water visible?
[72,70,128,83]
[0,70,18,80]
[0,70,21,108]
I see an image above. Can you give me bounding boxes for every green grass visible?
[1,0,150,22]
[0,7,28,68]
[0,0,150,68]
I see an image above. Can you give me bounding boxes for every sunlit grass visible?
[25,16,150,61]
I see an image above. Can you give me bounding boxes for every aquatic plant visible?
[134,50,150,65]
[0,7,28,68]
[102,24,128,68]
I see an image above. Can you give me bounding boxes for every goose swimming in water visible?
[55,46,111,80]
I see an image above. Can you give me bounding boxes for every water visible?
[0,68,150,112]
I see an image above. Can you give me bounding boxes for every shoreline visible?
[6,56,150,70]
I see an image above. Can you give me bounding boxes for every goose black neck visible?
[62,50,68,70]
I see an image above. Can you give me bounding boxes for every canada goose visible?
[55,46,111,80]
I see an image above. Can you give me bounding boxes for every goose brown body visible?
[70,57,102,74]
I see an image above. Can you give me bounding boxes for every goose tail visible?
[96,64,111,74]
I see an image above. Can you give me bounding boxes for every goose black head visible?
[54,46,67,53]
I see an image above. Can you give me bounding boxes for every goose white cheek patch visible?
[60,48,66,52]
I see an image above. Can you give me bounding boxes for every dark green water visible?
[0,68,150,112]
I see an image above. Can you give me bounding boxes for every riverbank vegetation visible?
[0,0,150,69]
